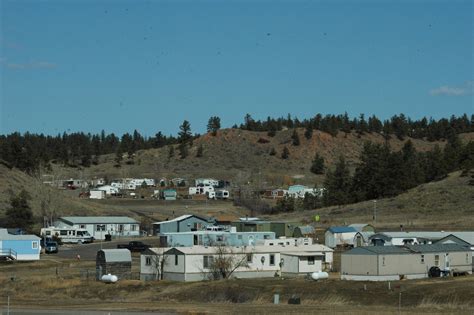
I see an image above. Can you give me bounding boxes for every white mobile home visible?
[55,216,140,240]
[140,243,333,282]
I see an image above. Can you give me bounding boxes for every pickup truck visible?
[116,241,150,252]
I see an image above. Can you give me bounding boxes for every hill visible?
[270,170,474,230]
[49,129,474,188]
[0,129,472,232]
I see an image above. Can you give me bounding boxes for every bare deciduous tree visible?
[206,245,250,280]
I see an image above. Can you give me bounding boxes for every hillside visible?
[50,129,474,187]
[0,129,472,232]
[270,170,474,230]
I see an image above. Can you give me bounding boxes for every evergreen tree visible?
[291,129,300,146]
[6,190,34,230]
[196,144,204,157]
[423,145,447,181]
[168,146,175,159]
[178,120,192,144]
[323,156,352,206]
[114,147,123,167]
[281,146,290,159]
[178,142,188,159]
[310,153,325,174]
[269,147,276,156]
[304,125,313,139]
[207,116,221,136]
[443,128,462,172]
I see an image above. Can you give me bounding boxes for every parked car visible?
[116,241,150,252]
[44,241,59,254]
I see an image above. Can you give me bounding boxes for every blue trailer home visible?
[0,228,41,261]
[158,230,276,247]
[153,215,213,235]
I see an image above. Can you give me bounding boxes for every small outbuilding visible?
[325,226,358,248]
[153,215,212,235]
[96,249,132,280]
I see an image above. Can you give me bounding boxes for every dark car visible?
[44,241,59,254]
[116,241,150,252]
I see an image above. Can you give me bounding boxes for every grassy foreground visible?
[0,258,473,314]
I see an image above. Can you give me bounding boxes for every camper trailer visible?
[40,227,94,244]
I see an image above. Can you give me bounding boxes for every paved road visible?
[45,237,159,261]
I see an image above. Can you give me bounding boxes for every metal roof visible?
[369,231,474,245]
[345,243,470,256]
[163,243,333,255]
[60,216,138,225]
[0,229,40,241]
[328,226,357,233]
[152,214,210,225]
[98,249,131,262]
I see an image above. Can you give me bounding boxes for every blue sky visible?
[1,0,473,137]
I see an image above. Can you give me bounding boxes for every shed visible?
[96,249,132,280]
[325,226,357,248]
[293,226,315,238]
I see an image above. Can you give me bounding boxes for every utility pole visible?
[373,200,377,224]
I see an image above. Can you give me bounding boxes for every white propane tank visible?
[101,274,118,283]
[311,272,329,281]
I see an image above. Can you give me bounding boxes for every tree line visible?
[0,113,472,173]
[273,132,474,213]
[238,113,473,141]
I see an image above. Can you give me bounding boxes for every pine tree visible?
[178,120,192,144]
[196,144,204,157]
[269,147,276,156]
[323,156,352,206]
[310,153,325,174]
[304,125,313,139]
[168,146,175,159]
[207,116,221,136]
[281,146,290,159]
[6,190,34,230]
[291,129,300,146]
[178,142,188,159]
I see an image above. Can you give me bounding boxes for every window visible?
[434,255,439,266]
[467,253,470,264]
[131,224,137,231]
[60,230,67,236]
[203,255,214,268]
[175,255,179,266]
[216,235,224,242]
[382,256,386,266]
[308,256,315,265]
[237,235,243,240]
[263,234,270,239]
[247,253,253,263]
[421,255,425,264]
[269,243,274,246]
[32,241,38,249]
[80,224,86,229]
[270,254,275,266]
[145,257,151,266]
[118,224,124,232]
[96,224,106,232]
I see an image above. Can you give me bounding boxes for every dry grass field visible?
[1,258,473,314]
